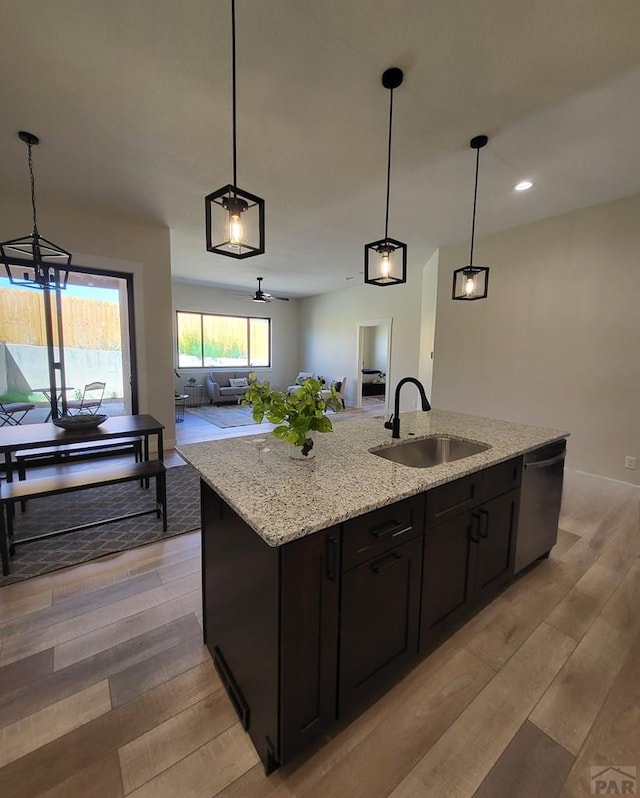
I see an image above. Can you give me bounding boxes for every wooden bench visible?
[0,460,167,576]
[15,437,143,480]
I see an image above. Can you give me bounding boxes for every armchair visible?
[330,377,346,409]
[287,372,315,395]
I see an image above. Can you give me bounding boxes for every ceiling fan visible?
[234,277,290,303]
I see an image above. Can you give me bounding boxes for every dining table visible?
[0,414,164,482]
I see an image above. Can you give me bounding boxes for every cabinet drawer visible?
[481,457,522,502]
[426,473,482,527]
[342,495,424,571]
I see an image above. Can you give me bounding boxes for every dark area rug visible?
[186,404,259,428]
[0,464,201,586]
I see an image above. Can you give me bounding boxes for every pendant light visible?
[205,0,264,259]
[1,131,71,290]
[364,67,407,286]
[452,135,489,300]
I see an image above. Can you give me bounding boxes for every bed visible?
[361,369,386,397]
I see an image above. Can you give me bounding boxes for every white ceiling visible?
[1,0,640,297]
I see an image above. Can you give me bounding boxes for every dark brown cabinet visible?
[420,458,522,652]
[474,490,519,604]
[420,510,476,648]
[280,528,340,763]
[200,456,523,773]
[201,486,340,774]
[339,535,423,716]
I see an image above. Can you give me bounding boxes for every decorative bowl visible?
[52,413,109,430]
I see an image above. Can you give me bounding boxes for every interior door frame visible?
[355,318,392,410]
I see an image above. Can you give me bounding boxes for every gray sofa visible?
[205,371,253,405]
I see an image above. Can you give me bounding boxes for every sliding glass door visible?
[0,264,138,421]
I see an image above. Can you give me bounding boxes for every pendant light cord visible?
[27,141,39,236]
[469,145,480,266]
[384,87,394,240]
[231,0,238,192]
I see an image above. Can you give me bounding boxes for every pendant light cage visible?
[452,134,489,301]
[452,265,489,301]
[364,238,407,286]
[205,184,265,259]
[1,132,71,290]
[365,67,407,287]
[205,0,265,259]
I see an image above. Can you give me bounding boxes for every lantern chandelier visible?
[452,135,490,301]
[1,131,71,290]
[364,67,407,287]
[205,0,265,259]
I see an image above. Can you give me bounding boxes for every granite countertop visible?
[177,409,569,547]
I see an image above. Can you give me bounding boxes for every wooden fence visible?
[0,288,121,350]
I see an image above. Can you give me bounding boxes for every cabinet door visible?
[280,528,340,763]
[339,536,423,717]
[420,510,476,652]
[474,489,519,604]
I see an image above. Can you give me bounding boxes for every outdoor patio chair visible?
[66,381,106,415]
[0,399,35,427]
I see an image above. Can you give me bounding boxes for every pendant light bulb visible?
[380,249,391,279]
[464,273,475,296]
[229,213,243,246]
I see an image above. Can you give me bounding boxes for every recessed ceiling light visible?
[514,180,533,192]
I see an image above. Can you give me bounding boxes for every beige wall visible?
[433,194,640,485]
[418,251,439,399]
[171,280,300,393]
[0,195,175,448]
[299,262,425,410]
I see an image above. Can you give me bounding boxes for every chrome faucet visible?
[384,377,431,439]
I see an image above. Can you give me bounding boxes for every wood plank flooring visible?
[0,468,638,798]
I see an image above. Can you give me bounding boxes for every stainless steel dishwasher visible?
[514,440,567,574]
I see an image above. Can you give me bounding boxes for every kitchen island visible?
[177,409,568,773]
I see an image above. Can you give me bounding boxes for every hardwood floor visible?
[0,469,638,797]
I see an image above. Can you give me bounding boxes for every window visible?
[176,311,270,368]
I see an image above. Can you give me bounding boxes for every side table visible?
[175,394,188,423]
[184,384,203,407]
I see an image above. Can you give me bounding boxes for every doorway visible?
[356,319,392,410]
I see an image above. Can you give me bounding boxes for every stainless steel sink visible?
[371,436,490,468]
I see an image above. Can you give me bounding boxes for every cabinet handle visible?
[370,521,412,539]
[469,513,480,543]
[524,453,565,469]
[479,508,489,538]
[326,535,338,581]
[371,552,402,573]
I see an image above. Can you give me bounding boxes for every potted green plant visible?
[243,374,341,459]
